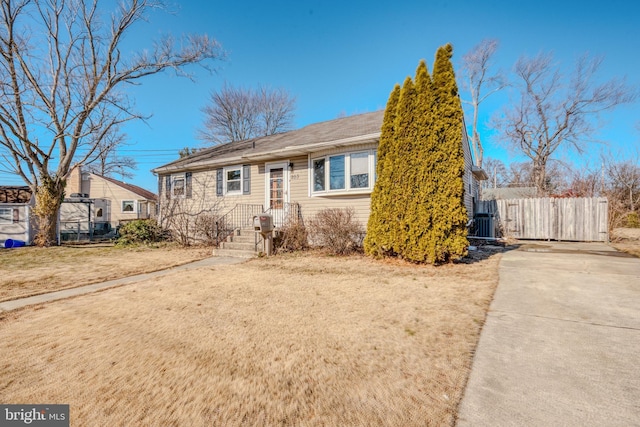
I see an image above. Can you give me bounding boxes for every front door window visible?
[269,168,284,210]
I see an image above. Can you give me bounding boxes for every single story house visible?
[0,186,35,245]
[152,111,486,240]
[67,166,158,228]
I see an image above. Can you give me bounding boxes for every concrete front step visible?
[228,233,259,244]
[212,248,258,258]
[220,241,257,251]
[213,229,262,258]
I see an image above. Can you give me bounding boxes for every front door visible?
[266,162,289,226]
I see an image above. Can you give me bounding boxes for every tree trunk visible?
[33,177,66,247]
[532,160,547,195]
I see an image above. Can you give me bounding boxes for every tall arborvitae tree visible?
[388,77,418,255]
[402,60,437,262]
[428,44,468,262]
[364,84,401,256]
[366,45,468,264]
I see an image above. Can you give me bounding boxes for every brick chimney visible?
[67,165,82,195]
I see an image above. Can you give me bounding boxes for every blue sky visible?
[2,0,638,190]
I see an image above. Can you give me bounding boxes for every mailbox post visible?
[253,214,274,256]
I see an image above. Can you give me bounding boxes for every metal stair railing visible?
[214,204,263,246]
[263,202,303,228]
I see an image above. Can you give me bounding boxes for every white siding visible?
[461,131,476,217]
[162,131,478,232]
[157,164,264,224]
[0,204,30,244]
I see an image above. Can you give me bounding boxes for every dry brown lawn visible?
[611,241,640,258]
[610,228,640,258]
[0,250,501,426]
[0,244,210,302]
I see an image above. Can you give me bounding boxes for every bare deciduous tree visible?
[566,164,602,197]
[0,0,224,246]
[605,154,640,213]
[495,52,636,194]
[198,83,296,145]
[460,39,507,167]
[84,127,137,179]
[588,150,640,230]
[481,157,509,188]
[257,85,296,137]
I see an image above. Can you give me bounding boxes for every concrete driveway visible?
[457,242,640,427]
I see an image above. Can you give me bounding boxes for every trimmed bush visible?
[309,208,364,255]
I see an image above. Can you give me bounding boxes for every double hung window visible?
[226,167,242,194]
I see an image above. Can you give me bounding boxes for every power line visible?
[76,149,181,153]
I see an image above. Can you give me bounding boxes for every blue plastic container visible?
[4,239,26,248]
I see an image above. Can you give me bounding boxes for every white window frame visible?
[310,149,377,196]
[312,158,326,192]
[224,165,243,196]
[122,200,136,213]
[0,208,12,224]
[171,173,186,198]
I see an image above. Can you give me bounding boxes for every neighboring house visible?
[67,167,158,228]
[0,186,35,245]
[153,111,486,239]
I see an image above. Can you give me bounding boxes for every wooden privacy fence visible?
[476,197,609,242]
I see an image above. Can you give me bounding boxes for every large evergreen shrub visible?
[365,45,468,263]
[364,84,401,256]
[429,44,468,262]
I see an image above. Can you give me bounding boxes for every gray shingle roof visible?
[154,111,384,173]
[482,187,538,201]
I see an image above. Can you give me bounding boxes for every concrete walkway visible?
[0,256,246,313]
[457,242,640,426]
